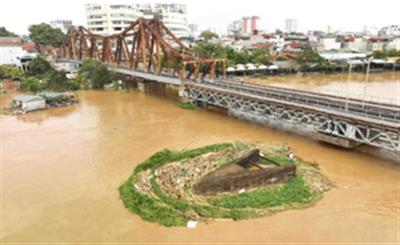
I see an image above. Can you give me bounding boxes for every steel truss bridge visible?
[59,18,400,155]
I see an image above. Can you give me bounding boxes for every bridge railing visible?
[191,79,400,123]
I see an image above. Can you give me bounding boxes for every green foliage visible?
[0,27,18,37]
[78,60,117,89]
[133,143,233,175]
[28,23,65,47]
[66,80,80,90]
[199,30,219,41]
[276,56,289,61]
[119,143,236,226]
[177,102,196,110]
[45,69,69,91]
[211,175,315,209]
[370,49,400,59]
[260,155,294,166]
[119,143,322,227]
[28,56,52,77]
[118,180,187,227]
[295,48,330,70]
[0,65,24,80]
[20,76,41,92]
[250,48,271,65]
[193,43,270,67]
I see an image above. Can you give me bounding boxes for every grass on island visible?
[209,175,315,209]
[118,142,321,227]
[177,102,197,110]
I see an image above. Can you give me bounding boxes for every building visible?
[12,95,47,113]
[188,23,199,37]
[319,37,341,50]
[84,3,190,38]
[50,19,73,33]
[285,19,298,33]
[0,37,24,66]
[227,16,260,36]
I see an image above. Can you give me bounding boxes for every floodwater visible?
[249,71,400,105]
[1,73,399,244]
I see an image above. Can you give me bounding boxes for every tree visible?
[45,70,69,91]
[193,43,228,59]
[28,23,65,48]
[78,60,117,89]
[371,49,400,58]
[200,30,219,42]
[28,56,52,77]
[0,65,25,80]
[20,76,41,92]
[0,27,18,37]
[295,48,330,70]
[250,48,270,65]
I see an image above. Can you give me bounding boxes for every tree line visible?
[0,57,118,92]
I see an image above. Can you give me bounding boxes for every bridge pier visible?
[137,80,165,92]
[312,133,361,149]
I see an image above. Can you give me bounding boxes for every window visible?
[89,15,103,19]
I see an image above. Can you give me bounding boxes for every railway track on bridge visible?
[186,81,400,154]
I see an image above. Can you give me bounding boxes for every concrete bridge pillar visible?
[313,132,361,149]
[137,80,165,92]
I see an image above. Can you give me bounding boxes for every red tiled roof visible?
[0,38,22,46]
[22,42,36,52]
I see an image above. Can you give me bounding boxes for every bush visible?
[28,56,52,77]
[0,65,25,80]
[20,76,41,92]
[78,60,118,89]
[211,175,314,209]
[66,80,80,90]
[45,69,69,91]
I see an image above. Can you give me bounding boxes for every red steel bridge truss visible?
[59,18,226,83]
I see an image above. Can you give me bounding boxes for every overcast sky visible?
[1,0,399,35]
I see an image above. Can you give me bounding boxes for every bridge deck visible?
[187,82,399,130]
[58,59,399,127]
[195,79,400,125]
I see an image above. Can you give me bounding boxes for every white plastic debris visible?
[134,184,139,190]
[259,152,265,157]
[289,153,295,161]
[238,188,246,194]
[187,220,198,229]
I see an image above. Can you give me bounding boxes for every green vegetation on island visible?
[118,142,331,227]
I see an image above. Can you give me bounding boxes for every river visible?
[1,72,399,244]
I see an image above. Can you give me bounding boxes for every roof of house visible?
[0,37,22,46]
[13,95,45,103]
[37,92,64,99]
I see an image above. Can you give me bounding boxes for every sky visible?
[1,0,399,35]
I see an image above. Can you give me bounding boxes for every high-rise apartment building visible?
[285,18,298,33]
[85,3,190,38]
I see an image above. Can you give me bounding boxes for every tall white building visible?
[50,19,73,33]
[84,3,190,38]
[285,18,298,33]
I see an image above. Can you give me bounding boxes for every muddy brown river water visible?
[1,72,399,244]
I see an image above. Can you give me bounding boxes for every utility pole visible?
[345,61,352,111]
[362,57,373,107]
